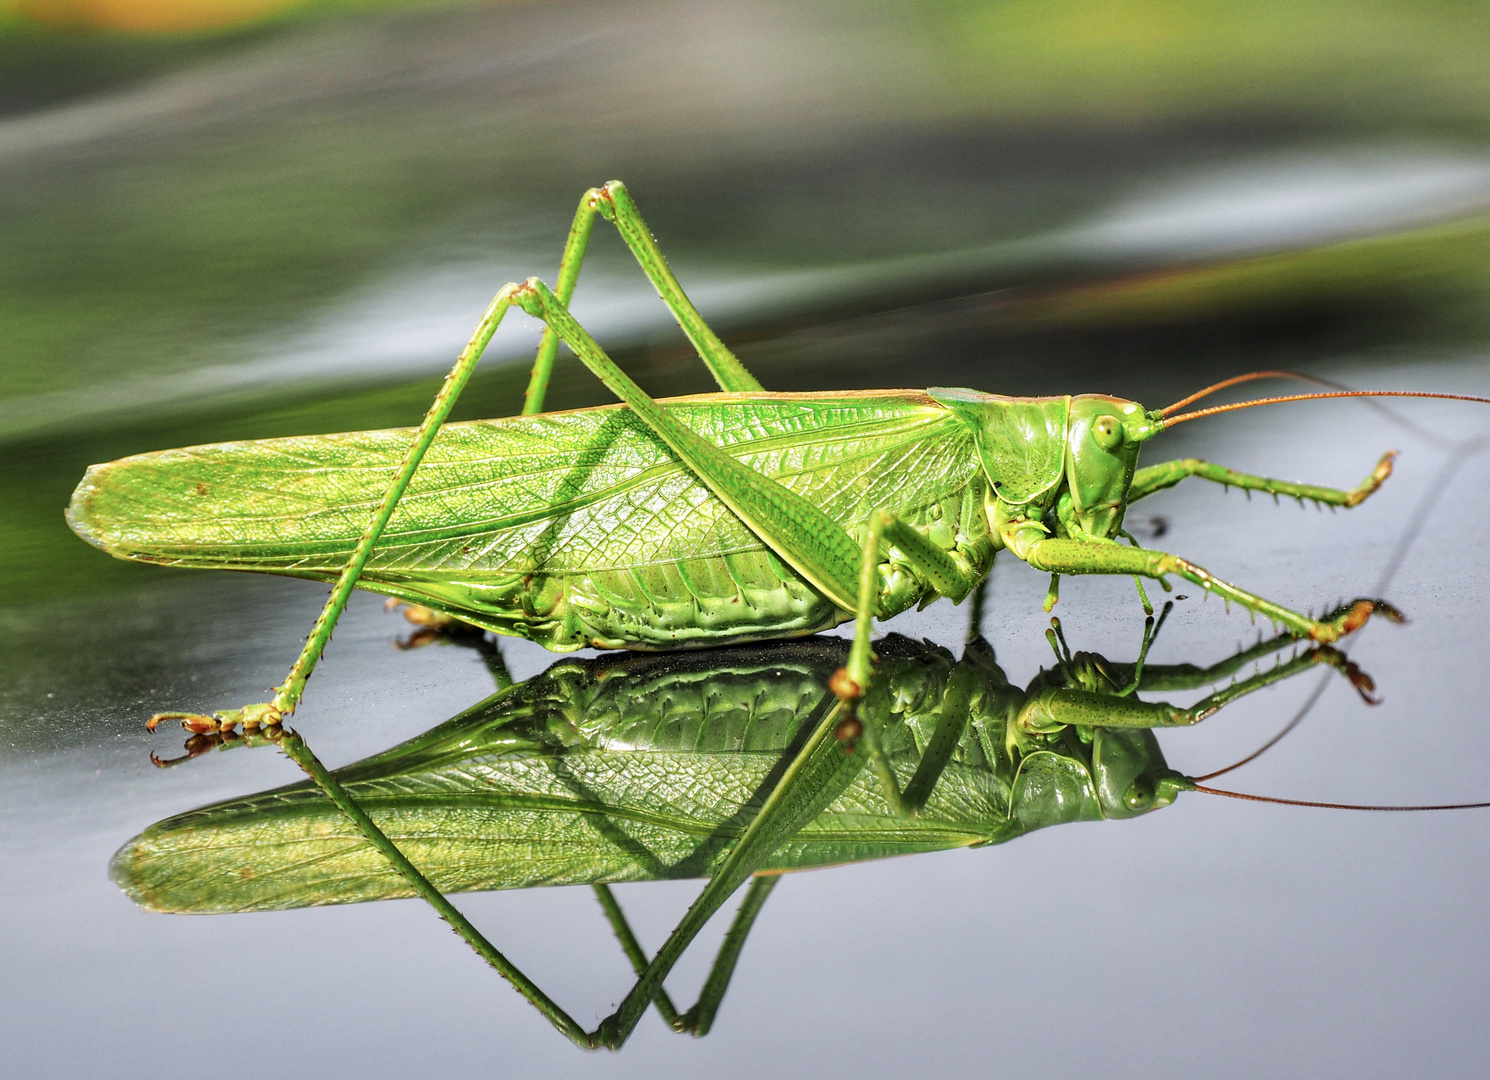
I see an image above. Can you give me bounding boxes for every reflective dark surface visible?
[4,2,1490,1075]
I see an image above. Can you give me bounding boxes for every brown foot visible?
[146,701,283,735]
[1310,598,1406,642]
[149,725,285,767]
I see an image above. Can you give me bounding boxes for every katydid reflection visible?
[114,608,1374,1048]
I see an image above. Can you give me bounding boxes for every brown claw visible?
[1344,660,1381,705]
[1311,645,1383,705]
[145,711,218,734]
[1311,597,1409,641]
[149,733,224,768]
[1334,598,1408,638]
[1369,599,1408,624]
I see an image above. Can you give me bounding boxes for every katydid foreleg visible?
[1132,603,1387,699]
[1042,599,1378,703]
[522,180,762,415]
[1128,452,1397,507]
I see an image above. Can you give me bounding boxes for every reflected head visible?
[1092,728,1188,819]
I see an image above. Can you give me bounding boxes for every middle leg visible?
[1018,536,1397,643]
[833,507,987,810]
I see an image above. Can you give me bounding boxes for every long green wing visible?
[69,391,972,579]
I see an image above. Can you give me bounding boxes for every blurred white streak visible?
[4,144,1489,438]
[1054,147,1490,260]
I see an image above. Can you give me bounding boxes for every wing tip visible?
[64,463,112,552]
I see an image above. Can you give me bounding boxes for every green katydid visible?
[117,619,1405,1049]
[68,180,1489,742]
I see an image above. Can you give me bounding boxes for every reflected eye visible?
[1092,415,1124,451]
[1123,776,1155,811]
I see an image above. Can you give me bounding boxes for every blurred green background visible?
[4,0,1490,607]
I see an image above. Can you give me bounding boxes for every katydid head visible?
[1064,395,1164,539]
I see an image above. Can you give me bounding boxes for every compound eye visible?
[1123,776,1155,811]
[1092,415,1125,452]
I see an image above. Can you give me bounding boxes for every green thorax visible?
[927,389,1162,540]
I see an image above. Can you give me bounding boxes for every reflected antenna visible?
[1190,677,1329,784]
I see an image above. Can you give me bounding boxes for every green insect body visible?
[67,181,1421,742]
[67,373,1384,665]
[69,392,997,651]
[113,634,1218,916]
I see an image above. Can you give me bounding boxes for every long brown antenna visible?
[1160,371,1335,417]
[1192,783,1490,811]
[1163,390,1490,428]
[1191,677,1328,783]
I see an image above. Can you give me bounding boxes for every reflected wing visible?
[111,748,1006,914]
